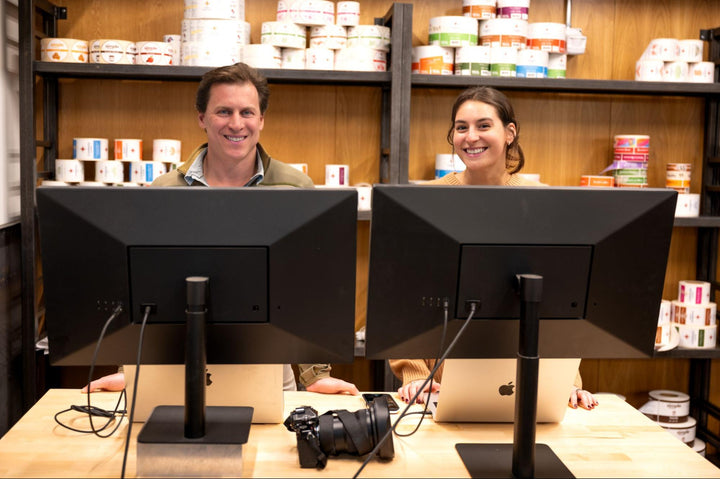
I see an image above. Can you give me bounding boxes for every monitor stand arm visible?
[185,276,209,438]
[135,277,254,477]
[455,274,574,479]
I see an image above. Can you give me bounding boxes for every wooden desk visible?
[0,390,718,478]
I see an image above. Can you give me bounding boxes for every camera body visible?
[284,406,327,468]
[284,400,395,469]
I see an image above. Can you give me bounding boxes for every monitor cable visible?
[392,298,450,437]
[120,304,152,479]
[54,304,127,436]
[353,300,478,479]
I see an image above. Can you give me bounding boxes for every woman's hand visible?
[398,379,441,404]
[569,387,598,410]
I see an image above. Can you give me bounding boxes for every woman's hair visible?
[445,86,525,174]
[195,62,271,114]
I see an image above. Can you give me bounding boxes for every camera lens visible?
[316,399,394,460]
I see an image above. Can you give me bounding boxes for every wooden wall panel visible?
[42,1,720,401]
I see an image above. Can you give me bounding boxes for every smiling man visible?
[82,63,358,397]
[153,62,312,188]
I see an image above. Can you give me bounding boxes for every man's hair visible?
[195,62,270,114]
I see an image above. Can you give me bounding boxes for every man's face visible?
[198,82,264,166]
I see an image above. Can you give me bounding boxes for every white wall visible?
[0,0,20,228]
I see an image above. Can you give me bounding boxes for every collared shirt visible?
[183,148,264,186]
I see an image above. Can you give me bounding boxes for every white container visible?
[325,164,349,186]
[454,45,491,76]
[163,35,181,66]
[55,159,85,183]
[548,53,567,78]
[40,38,88,63]
[282,48,306,69]
[89,39,136,65]
[184,0,243,20]
[73,138,109,160]
[635,59,664,81]
[678,279,711,305]
[662,61,688,82]
[463,0,496,19]
[489,46,517,77]
[305,48,334,70]
[183,41,241,67]
[671,300,716,327]
[181,19,248,45]
[678,39,703,63]
[658,299,672,326]
[643,38,680,62]
[527,22,566,53]
[131,161,167,184]
[428,16,479,47]
[335,2,360,27]
[310,25,347,49]
[647,390,691,422]
[356,185,372,211]
[261,22,307,49]
[114,139,143,161]
[678,323,717,349]
[480,18,528,49]
[435,153,465,178]
[688,62,714,83]
[496,0,530,20]
[153,139,182,163]
[661,416,696,444]
[412,45,454,75]
[516,49,548,78]
[241,44,282,69]
[336,1,360,26]
[95,160,124,183]
[335,47,386,72]
[136,41,174,65]
[289,0,334,26]
[347,25,391,52]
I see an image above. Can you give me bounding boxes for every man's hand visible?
[305,377,360,395]
[81,372,126,393]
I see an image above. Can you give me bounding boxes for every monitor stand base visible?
[136,405,252,478]
[456,443,574,479]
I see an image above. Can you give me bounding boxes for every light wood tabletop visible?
[0,389,718,478]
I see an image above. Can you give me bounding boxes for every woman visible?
[390,86,598,410]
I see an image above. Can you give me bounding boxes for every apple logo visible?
[205,369,213,387]
[498,381,514,396]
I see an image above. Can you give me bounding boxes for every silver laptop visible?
[123,364,285,424]
[426,358,581,423]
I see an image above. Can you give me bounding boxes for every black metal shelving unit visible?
[17,1,720,463]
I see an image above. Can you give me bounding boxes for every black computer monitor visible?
[37,186,357,366]
[366,184,677,360]
[365,184,677,478]
[36,186,357,454]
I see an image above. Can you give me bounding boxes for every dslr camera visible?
[284,399,395,468]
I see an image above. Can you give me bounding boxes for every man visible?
[84,62,358,396]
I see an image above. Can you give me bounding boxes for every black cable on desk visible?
[353,300,478,478]
[121,304,152,479]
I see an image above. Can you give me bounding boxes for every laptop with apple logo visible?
[425,358,581,423]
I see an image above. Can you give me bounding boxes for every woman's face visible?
[451,100,516,175]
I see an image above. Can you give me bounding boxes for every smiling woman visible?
[435,85,541,187]
[388,86,599,411]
